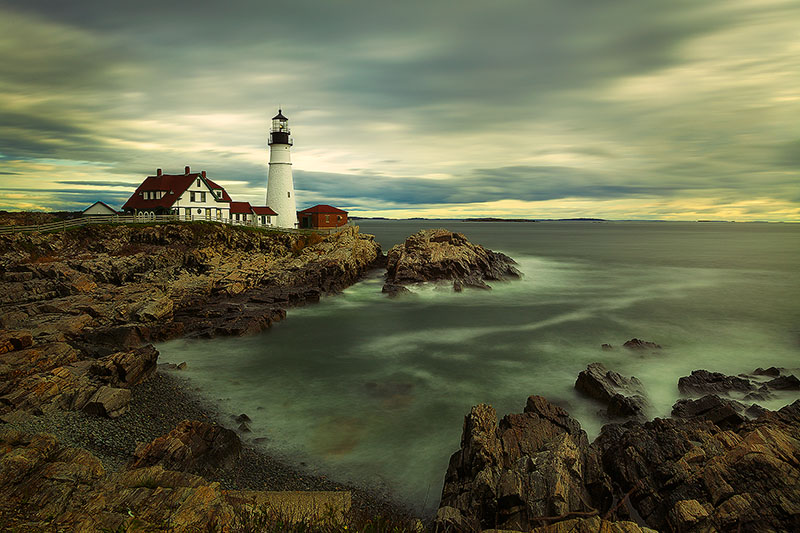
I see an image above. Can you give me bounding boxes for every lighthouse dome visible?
[272,110,288,121]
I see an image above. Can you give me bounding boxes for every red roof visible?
[298,204,348,215]
[252,206,277,216]
[122,172,232,210]
[229,201,253,214]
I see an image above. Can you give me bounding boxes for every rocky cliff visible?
[0,223,381,421]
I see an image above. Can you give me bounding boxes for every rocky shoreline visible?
[434,359,800,532]
[0,223,523,530]
[4,221,797,531]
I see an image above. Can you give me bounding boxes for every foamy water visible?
[158,221,800,513]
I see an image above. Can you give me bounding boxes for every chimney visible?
[156,168,162,176]
[201,170,207,179]
[185,165,190,175]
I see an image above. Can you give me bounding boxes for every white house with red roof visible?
[122,166,277,226]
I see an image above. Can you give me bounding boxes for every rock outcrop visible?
[436,396,612,531]
[129,419,241,475]
[678,368,800,400]
[595,401,800,531]
[678,369,755,396]
[383,228,521,293]
[0,223,381,420]
[437,395,800,532]
[671,394,747,429]
[622,338,662,351]
[575,362,649,419]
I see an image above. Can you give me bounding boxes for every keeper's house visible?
[298,204,348,229]
[123,166,233,219]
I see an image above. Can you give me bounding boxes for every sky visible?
[0,0,798,221]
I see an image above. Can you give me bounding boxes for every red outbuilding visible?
[297,204,348,229]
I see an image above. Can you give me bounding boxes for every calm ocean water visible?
[158,221,800,512]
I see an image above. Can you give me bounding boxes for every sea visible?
[158,220,800,513]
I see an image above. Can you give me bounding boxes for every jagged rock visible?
[601,343,613,351]
[383,229,521,293]
[575,362,649,418]
[765,374,800,390]
[129,419,241,475]
[130,293,174,322]
[622,338,662,350]
[752,366,782,377]
[436,396,611,532]
[594,400,800,531]
[90,344,159,387]
[671,395,747,429]
[235,413,251,423]
[678,369,755,396]
[82,386,131,418]
[0,330,33,354]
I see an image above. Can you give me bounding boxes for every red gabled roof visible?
[122,171,232,210]
[298,204,348,215]
[204,178,232,201]
[229,201,253,214]
[252,206,277,216]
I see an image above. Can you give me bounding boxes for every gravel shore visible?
[5,366,416,522]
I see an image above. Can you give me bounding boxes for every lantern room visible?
[269,109,292,146]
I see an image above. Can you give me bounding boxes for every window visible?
[287,192,291,198]
[337,215,342,221]
[196,209,202,214]
[196,179,201,187]
[200,192,206,202]
[190,192,196,202]
[261,216,265,224]
[325,215,330,223]
[266,216,271,223]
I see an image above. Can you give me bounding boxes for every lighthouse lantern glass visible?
[272,118,289,132]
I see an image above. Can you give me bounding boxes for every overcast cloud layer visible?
[1,0,798,220]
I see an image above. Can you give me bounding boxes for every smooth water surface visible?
[159,221,800,513]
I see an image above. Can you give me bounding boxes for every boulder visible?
[575,362,649,418]
[678,369,755,396]
[83,386,131,418]
[622,338,662,350]
[765,374,800,391]
[129,419,241,476]
[0,330,33,354]
[671,395,747,429]
[90,344,159,387]
[383,229,521,292]
[382,283,411,297]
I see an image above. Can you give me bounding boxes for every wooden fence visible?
[0,214,341,235]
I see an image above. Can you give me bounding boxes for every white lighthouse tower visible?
[266,109,297,228]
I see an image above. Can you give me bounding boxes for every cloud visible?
[0,0,798,220]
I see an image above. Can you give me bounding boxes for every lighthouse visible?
[266,109,297,228]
